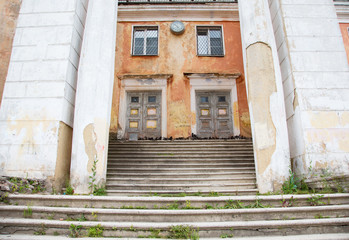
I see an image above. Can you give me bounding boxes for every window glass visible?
[133,27,158,56]
[148,96,156,102]
[218,96,226,102]
[131,97,139,103]
[200,96,209,103]
[197,27,224,56]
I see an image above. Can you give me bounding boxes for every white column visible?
[239,0,290,193]
[70,0,118,194]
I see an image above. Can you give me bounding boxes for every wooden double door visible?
[196,91,234,138]
[125,91,161,140]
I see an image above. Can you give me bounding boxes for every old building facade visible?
[0,0,349,193]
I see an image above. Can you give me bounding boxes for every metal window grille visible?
[133,27,158,56]
[197,27,224,56]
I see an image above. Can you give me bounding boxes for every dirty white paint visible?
[239,0,290,193]
[70,0,118,194]
[272,0,349,178]
[187,74,241,137]
[0,0,87,180]
[118,77,169,139]
[118,4,239,22]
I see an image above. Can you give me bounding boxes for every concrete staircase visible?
[106,139,257,196]
[0,194,349,238]
[1,140,349,239]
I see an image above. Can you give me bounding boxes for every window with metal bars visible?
[197,26,224,56]
[132,26,158,56]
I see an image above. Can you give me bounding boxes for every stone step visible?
[107,163,255,169]
[107,167,256,173]
[105,189,257,196]
[108,146,254,149]
[2,233,349,240]
[106,182,257,191]
[1,218,348,238]
[109,140,252,144]
[108,153,253,159]
[106,177,256,185]
[5,194,349,209]
[107,159,254,164]
[1,205,348,222]
[106,171,256,178]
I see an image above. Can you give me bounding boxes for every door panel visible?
[125,91,161,139]
[143,92,161,138]
[196,91,233,138]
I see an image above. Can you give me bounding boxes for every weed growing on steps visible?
[77,214,87,221]
[314,213,330,219]
[280,196,296,207]
[53,231,60,236]
[182,200,200,210]
[220,233,234,238]
[33,224,46,235]
[160,202,179,210]
[64,180,74,195]
[168,225,199,240]
[91,211,98,221]
[88,155,107,196]
[121,205,147,209]
[282,169,309,194]
[69,224,83,238]
[23,205,32,218]
[0,192,9,204]
[307,194,325,206]
[88,224,104,237]
[223,199,271,209]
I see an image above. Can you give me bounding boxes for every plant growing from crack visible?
[88,224,104,237]
[88,155,107,196]
[168,225,199,240]
[69,224,83,238]
[23,205,33,218]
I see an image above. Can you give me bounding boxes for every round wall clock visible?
[170,21,185,35]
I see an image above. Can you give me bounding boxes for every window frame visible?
[196,25,225,57]
[131,25,159,56]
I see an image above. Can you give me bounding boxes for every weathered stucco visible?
[246,43,276,176]
[54,122,73,191]
[340,23,349,64]
[0,0,21,106]
[111,21,250,138]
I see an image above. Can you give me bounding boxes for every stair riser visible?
[2,208,348,223]
[6,195,348,209]
[107,168,255,173]
[109,148,253,154]
[107,186,256,191]
[108,159,254,164]
[106,179,256,185]
[1,221,348,238]
[108,164,255,169]
[107,191,258,196]
[108,155,254,158]
[107,173,256,178]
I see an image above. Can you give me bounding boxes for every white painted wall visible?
[271,0,349,177]
[0,0,88,179]
[70,0,118,194]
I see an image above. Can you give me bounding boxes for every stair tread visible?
[2,217,348,228]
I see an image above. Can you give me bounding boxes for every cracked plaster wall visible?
[0,0,88,190]
[270,0,349,178]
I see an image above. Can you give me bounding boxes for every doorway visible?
[125,91,161,139]
[196,91,233,138]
